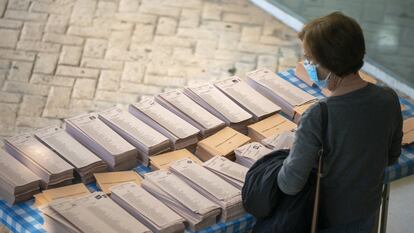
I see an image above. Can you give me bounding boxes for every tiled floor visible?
[0,0,302,142]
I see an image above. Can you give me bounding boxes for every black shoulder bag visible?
[242,101,329,233]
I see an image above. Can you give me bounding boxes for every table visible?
[1,69,413,233]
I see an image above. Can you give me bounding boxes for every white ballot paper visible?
[40,205,82,233]
[246,68,316,121]
[0,149,40,204]
[65,113,138,171]
[142,170,221,232]
[110,182,185,233]
[203,156,248,189]
[262,131,296,150]
[169,158,245,221]
[99,107,170,166]
[4,134,74,189]
[184,84,253,134]
[49,192,151,233]
[214,76,281,121]
[156,90,225,137]
[35,126,107,184]
[129,98,200,150]
[234,142,273,168]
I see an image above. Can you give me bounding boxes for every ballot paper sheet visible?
[98,107,169,149]
[185,84,252,124]
[246,68,316,106]
[35,126,102,169]
[49,192,150,233]
[157,90,224,130]
[110,182,184,231]
[130,98,200,139]
[66,114,135,156]
[214,76,281,119]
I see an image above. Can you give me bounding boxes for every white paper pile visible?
[129,98,200,150]
[65,113,138,171]
[184,84,253,134]
[156,90,225,137]
[46,192,151,233]
[170,158,245,221]
[40,205,82,233]
[35,126,107,184]
[214,76,281,121]
[261,131,296,150]
[0,149,40,204]
[4,134,74,189]
[234,142,272,168]
[142,170,221,231]
[246,68,316,123]
[203,156,248,189]
[98,107,170,166]
[110,182,185,233]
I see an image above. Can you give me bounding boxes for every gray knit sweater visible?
[277,83,402,228]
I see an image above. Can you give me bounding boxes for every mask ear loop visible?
[325,72,332,81]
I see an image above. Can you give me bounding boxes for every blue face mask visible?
[303,59,331,89]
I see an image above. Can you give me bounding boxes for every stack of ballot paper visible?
[184,84,253,134]
[262,131,296,150]
[129,98,200,150]
[35,126,107,184]
[34,183,90,206]
[150,149,202,171]
[247,114,297,141]
[0,149,40,204]
[98,107,171,166]
[94,171,142,194]
[4,134,74,189]
[203,156,248,189]
[195,127,251,161]
[46,192,151,233]
[110,182,186,233]
[142,170,221,231]
[246,68,317,123]
[214,76,281,121]
[156,90,226,137]
[40,205,82,233]
[234,142,272,168]
[402,118,414,145]
[65,113,138,171]
[170,158,245,221]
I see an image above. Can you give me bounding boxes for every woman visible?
[277,12,403,232]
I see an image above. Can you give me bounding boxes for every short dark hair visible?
[298,12,365,77]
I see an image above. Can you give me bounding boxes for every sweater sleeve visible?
[277,103,323,195]
[388,91,403,165]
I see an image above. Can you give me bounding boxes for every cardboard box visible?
[34,183,90,206]
[195,127,251,161]
[94,171,142,194]
[247,114,297,141]
[149,149,202,170]
[359,71,378,84]
[403,118,414,145]
[293,101,318,124]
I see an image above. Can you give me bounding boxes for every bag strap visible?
[311,101,329,233]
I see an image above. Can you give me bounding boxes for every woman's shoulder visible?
[299,101,323,124]
[372,84,400,107]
